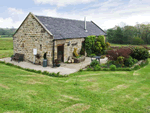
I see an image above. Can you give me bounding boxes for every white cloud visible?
[8,8,24,15]
[2,0,150,29]
[0,17,22,28]
[33,0,96,7]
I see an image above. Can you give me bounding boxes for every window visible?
[40,44,42,50]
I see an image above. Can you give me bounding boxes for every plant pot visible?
[56,64,60,67]
[43,59,47,67]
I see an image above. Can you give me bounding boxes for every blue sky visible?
[0,0,150,30]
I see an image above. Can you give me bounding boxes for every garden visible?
[83,35,150,71]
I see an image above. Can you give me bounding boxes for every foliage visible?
[106,23,150,45]
[116,56,125,67]
[95,41,102,55]
[96,35,106,55]
[85,35,96,56]
[131,37,144,45]
[86,67,93,71]
[85,35,106,56]
[124,56,138,67]
[110,64,116,71]
[94,65,101,71]
[73,48,79,57]
[80,47,85,55]
[106,42,111,48]
[133,65,140,70]
[90,53,96,57]
[0,28,16,36]
[106,47,132,61]
[130,47,149,60]
[90,59,100,68]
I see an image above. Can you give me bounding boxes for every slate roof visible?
[35,15,106,40]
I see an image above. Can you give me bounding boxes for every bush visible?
[131,37,144,45]
[86,67,93,71]
[90,53,96,57]
[94,65,101,71]
[90,60,100,68]
[130,47,149,60]
[124,56,134,67]
[102,68,110,71]
[133,65,140,70]
[80,47,85,55]
[106,47,131,61]
[106,42,110,48]
[79,69,83,72]
[110,64,116,71]
[85,35,96,55]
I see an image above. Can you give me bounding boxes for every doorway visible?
[57,44,64,62]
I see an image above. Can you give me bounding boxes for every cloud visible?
[2,0,150,29]
[0,17,22,28]
[33,0,96,7]
[8,8,24,15]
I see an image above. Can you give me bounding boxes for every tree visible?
[114,27,124,44]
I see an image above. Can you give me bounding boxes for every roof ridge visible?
[35,15,91,22]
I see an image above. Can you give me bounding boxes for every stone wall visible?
[55,38,85,62]
[13,13,53,65]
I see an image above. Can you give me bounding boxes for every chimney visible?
[84,17,88,32]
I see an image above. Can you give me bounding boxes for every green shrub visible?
[110,64,116,71]
[90,53,96,57]
[86,67,93,71]
[94,65,101,71]
[131,37,144,45]
[133,65,140,70]
[37,70,42,74]
[79,69,83,72]
[90,59,100,68]
[102,68,110,71]
[116,68,131,71]
[130,47,149,60]
[124,56,134,67]
[85,35,96,56]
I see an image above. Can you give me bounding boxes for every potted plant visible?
[55,59,61,67]
[43,52,47,67]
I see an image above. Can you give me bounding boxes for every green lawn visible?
[0,59,150,112]
[0,38,13,50]
[0,50,13,59]
[110,43,150,47]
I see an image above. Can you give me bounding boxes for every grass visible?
[0,37,13,50]
[110,43,150,47]
[0,59,150,112]
[0,50,13,59]
[110,43,150,48]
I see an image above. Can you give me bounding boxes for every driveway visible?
[0,57,108,75]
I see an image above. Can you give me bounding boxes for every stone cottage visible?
[13,12,106,66]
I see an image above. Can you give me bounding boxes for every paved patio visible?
[0,57,108,75]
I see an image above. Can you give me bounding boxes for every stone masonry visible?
[13,13,85,65]
[13,13,53,65]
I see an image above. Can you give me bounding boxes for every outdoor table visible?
[91,56,101,64]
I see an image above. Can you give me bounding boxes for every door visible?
[57,44,64,62]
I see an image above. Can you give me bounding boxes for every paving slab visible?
[0,57,108,75]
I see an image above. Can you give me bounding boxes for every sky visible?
[0,0,150,30]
